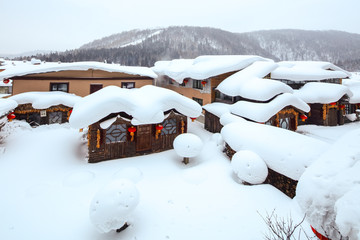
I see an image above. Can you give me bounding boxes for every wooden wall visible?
[88,111,187,163]
[204,110,223,133]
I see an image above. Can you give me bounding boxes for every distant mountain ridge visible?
[29,26,360,71]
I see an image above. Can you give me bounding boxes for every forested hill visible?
[30,26,360,71]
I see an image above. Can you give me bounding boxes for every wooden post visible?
[183,157,189,164]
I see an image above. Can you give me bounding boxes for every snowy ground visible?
[1,120,358,240]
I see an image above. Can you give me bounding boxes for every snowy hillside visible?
[29,27,360,71]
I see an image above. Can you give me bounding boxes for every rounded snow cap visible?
[231,150,268,185]
[173,133,203,158]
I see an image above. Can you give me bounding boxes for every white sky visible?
[1,0,360,54]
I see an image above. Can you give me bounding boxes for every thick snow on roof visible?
[294,82,353,104]
[271,61,351,81]
[216,61,293,101]
[296,128,360,239]
[69,85,202,128]
[221,121,329,180]
[343,78,360,103]
[0,61,157,80]
[230,93,310,123]
[152,55,271,83]
[9,91,81,109]
[202,102,231,118]
[0,98,17,116]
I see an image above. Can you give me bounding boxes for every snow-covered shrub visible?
[173,133,203,164]
[231,150,268,185]
[296,128,360,240]
[210,133,224,147]
[89,178,140,233]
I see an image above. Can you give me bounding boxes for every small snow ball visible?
[211,133,224,146]
[89,178,140,233]
[231,150,268,185]
[173,133,203,158]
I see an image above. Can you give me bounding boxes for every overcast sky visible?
[1,0,360,54]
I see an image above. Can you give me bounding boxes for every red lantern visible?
[339,104,345,109]
[183,79,188,85]
[190,117,196,122]
[201,81,207,87]
[155,124,163,139]
[128,126,136,142]
[7,112,16,121]
[310,226,330,240]
[3,79,10,84]
[329,102,337,106]
[300,114,308,122]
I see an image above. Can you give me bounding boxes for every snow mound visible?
[0,98,17,116]
[231,150,268,185]
[173,133,203,158]
[89,178,140,233]
[9,91,81,109]
[69,85,202,128]
[221,121,328,180]
[296,128,360,239]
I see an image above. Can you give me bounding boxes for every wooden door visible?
[136,125,152,152]
[328,108,338,126]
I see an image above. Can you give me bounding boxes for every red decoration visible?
[190,117,196,122]
[183,79,188,84]
[201,81,207,87]
[330,102,337,106]
[311,226,330,240]
[300,114,308,121]
[155,125,163,131]
[3,79,10,84]
[128,126,136,142]
[339,104,345,109]
[7,112,16,121]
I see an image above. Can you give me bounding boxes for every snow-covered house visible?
[203,62,310,132]
[152,55,270,106]
[0,98,17,131]
[69,85,202,163]
[271,61,352,126]
[9,91,81,126]
[342,77,360,122]
[0,61,157,97]
[0,78,12,97]
[221,119,329,198]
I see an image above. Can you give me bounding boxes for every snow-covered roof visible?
[0,61,157,81]
[342,78,360,103]
[9,91,82,109]
[203,102,231,118]
[216,61,293,101]
[221,121,329,180]
[271,61,351,81]
[294,82,353,104]
[0,98,17,117]
[296,128,360,239]
[152,55,271,83]
[69,85,202,128]
[230,93,310,123]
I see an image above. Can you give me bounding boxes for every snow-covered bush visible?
[89,178,140,233]
[173,133,203,164]
[231,150,268,185]
[210,133,224,147]
[296,128,360,240]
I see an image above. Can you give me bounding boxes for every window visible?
[161,119,177,135]
[50,83,69,92]
[106,124,127,143]
[90,84,103,94]
[192,97,203,106]
[279,117,291,130]
[49,112,63,124]
[121,82,135,89]
[192,80,203,90]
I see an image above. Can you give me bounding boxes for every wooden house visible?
[69,85,202,163]
[152,55,270,107]
[203,62,310,133]
[342,78,360,123]
[8,91,81,127]
[0,61,156,97]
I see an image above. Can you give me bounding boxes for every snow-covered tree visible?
[231,150,268,185]
[173,133,203,164]
[89,178,139,233]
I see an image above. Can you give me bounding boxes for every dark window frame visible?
[50,82,69,93]
[192,97,203,106]
[192,80,203,90]
[90,84,103,94]
[121,82,135,89]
